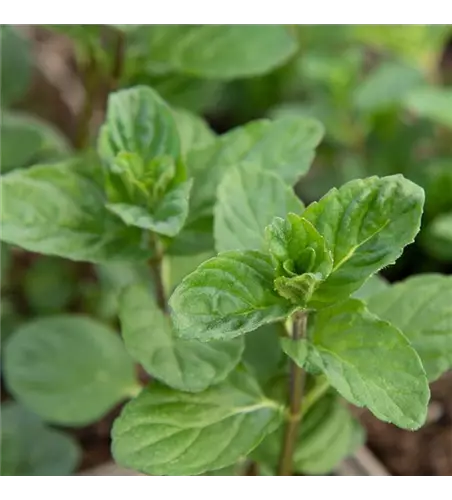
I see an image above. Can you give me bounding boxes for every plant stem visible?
[148,236,168,314]
[75,46,97,150]
[278,311,307,476]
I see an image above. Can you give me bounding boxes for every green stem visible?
[148,235,168,314]
[278,311,307,476]
[301,376,330,418]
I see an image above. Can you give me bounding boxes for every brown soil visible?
[357,372,452,476]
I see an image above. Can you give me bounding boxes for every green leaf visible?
[172,108,215,154]
[0,160,152,263]
[422,213,452,262]
[367,274,452,382]
[308,299,429,429]
[214,164,304,253]
[1,111,71,173]
[1,26,32,107]
[136,25,298,79]
[106,179,192,237]
[24,257,76,313]
[98,86,181,164]
[169,250,294,341]
[281,337,309,368]
[243,324,285,384]
[404,87,452,129]
[253,392,364,475]
[4,315,138,426]
[354,62,424,112]
[302,175,424,307]
[167,215,215,256]
[352,274,389,301]
[1,402,81,476]
[164,251,216,292]
[111,369,283,476]
[188,116,324,220]
[266,214,333,305]
[119,284,244,392]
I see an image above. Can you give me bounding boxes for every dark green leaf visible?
[422,213,452,262]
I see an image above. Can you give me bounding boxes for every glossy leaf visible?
[308,299,429,429]
[0,160,152,263]
[302,175,424,307]
[214,164,304,253]
[112,369,283,476]
[119,284,243,392]
[367,274,452,382]
[170,251,294,341]
[4,316,138,426]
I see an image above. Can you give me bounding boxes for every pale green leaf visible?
[354,62,424,112]
[1,26,32,107]
[119,284,244,392]
[4,316,138,426]
[169,251,294,341]
[106,179,192,237]
[98,86,181,164]
[136,25,298,79]
[111,369,283,476]
[281,337,309,368]
[214,164,304,253]
[303,175,424,307]
[367,274,452,382]
[404,87,452,129]
[308,299,429,429]
[352,274,389,301]
[0,160,152,263]
[0,402,81,476]
[172,108,215,154]
[1,111,70,173]
[188,116,324,220]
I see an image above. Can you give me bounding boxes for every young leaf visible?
[252,392,364,475]
[119,284,244,392]
[98,86,181,164]
[0,160,152,263]
[1,402,81,476]
[303,175,424,307]
[308,299,429,429]
[111,369,283,476]
[137,25,298,79]
[169,251,294,341]
[214,164,304,253]
[4,316,138,426]
[106,179,192,237]
[265,214,333,305]
[188,116,324,220]
[367,274,452,382]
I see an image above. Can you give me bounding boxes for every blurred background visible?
[1,25,452,476]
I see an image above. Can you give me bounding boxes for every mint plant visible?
[2,81,451,477]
